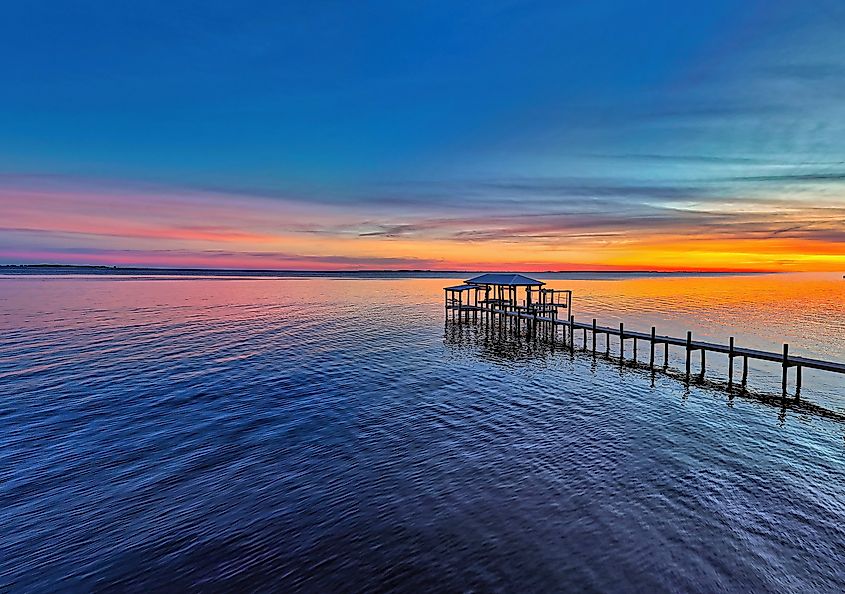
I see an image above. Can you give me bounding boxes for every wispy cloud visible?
[2,170,843,271]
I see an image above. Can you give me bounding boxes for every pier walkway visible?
[446,274,845,396]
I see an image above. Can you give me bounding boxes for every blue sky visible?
[1,1,844,269]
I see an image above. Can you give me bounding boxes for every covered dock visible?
[445,273,572,322]
[444,273,845,397]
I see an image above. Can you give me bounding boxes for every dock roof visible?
[444,284,476,291]
[464,273,544,286]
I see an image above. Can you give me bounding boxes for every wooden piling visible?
[782,343,789,395]
[728,336,735,388]
[592,319,597,354]
[649,327,656,370]
[619,322,625,360]
[741,355,748,388]
[685,331,692,380]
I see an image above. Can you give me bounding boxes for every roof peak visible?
[464,273,544,286]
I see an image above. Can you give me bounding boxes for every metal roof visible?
[444,284,476,291]
[464,273,545,286]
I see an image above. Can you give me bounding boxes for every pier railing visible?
[460,304,845,397]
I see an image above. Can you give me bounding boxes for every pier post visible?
[741,355,748,388]
[592,319,597,354]
[619,323,624,360]
[685,331,692,380]
[570,315,575,352]
[649,327,656,370]
[796,365,802,398]
[583,327,587,350]
[700,349,706,380]
[728,337,735,389]
[664,342,669,367]
[633,337,637,362]
[782,343,789,395]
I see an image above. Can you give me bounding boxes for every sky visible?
[2,0,845,271]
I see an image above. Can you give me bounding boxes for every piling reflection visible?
[444,317,564,365]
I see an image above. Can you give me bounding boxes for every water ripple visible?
[0,275,843,592]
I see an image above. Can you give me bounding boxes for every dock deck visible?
[446,275,845,396]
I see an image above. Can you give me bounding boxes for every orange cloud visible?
[2,180,844,272]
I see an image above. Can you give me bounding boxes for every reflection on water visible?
[0,274,844,592]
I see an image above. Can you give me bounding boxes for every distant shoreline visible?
[0,264,776,279]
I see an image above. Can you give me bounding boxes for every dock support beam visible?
[649,327,656,370]
[592,319,597,354]
[728,337,735,389]
[685,331,692,380]
[782,343,789,396]
[619,323,625,361]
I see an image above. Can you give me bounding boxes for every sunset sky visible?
[2,1,845,271]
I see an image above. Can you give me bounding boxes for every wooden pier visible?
[446,274,845,397]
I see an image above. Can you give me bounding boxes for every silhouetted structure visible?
[445,273,572,323]
[445,274,845,397]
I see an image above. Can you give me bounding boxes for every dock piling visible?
[649,327,656,370]
[728,337,735,388]
[782,343,789,395]
[685,331,692,380]
[619,323,625,360]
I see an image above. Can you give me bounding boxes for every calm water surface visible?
[1,273,844,592]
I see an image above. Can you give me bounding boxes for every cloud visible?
[727,172,845,183]
[0,245,444,270]
[1,170,844,270]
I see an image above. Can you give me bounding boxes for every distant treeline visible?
[0,264,767,279]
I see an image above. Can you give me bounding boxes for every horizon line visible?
[0,263,781,275]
